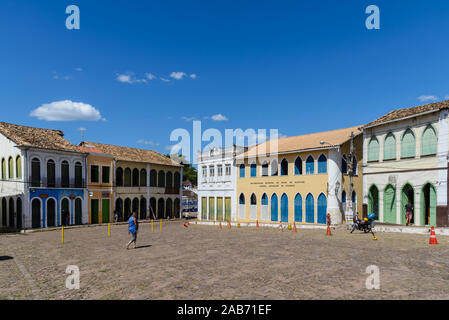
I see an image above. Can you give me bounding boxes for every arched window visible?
[368,136,379,162]
[294,157,302,175]
[116,167,123,186]
[251,193,257,205]
[74,162,82,188]
[239,193,245,204]
[294,193,302,222]
[261,193,268,205]
[1,158,5,180]
[305,193,314,223]
[150,169,157,187]
[31,158,40,187]
[261,161,269,176]
[271,159,278,176]
[342,155,348,174]
[124,168,132,186]
[352,156,357,175]
[280,159,288,176]
[140,169,147,187]
[16,156,22,179]
[166,171,173,188]
[421,125,437,156]
[317,154,327,174]
[174,172,180,188]
[158,170,165,187]
[250,163,257,177]
[306,156,314,174]
[8,157,13,179]
[46,160,55,187]
[383,133,396,160]
[239,164,245,178]
[401,129,415,158]
[132,168,139,187]
[61,161,70,187]
[271,194,278,221]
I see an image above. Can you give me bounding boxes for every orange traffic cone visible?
[256,220,259,228]
[429,226,438,245]
[293,223,297,233]
[219,221,222,230]
[326,225,332,236]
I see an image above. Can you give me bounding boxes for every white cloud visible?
[116,73,147,84]
[170,72,187,80]
[75,67,83,72]
[137,139,159,146]
[190,74,197,79]
[30,100,102,121]
[418,95,439,102]
[211,113,228,121]
[165,144,182,153]
[182,116,196,122]
[146,73,157,80]
[160,77,170,82]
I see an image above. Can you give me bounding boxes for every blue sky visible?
[1,0,449,161]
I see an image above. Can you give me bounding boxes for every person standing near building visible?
[126,212,138,249]
[405,201,414,226]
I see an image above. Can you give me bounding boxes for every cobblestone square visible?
[1,222,449,300]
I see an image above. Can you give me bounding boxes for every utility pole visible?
[348,132,356,222]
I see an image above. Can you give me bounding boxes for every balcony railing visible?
[29,177,86,189]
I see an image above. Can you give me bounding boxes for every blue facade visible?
[29,188,84,228]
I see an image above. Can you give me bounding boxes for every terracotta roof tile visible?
[0,122,82,153]
[364,100,449,128]
[243,126,362,158]
[85,142,182,167]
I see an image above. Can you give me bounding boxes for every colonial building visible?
[236,126,363,225]
[197,145,246,222]
[85,142,183,221]
[363,100,449,227]
[79,142,115,224]
[0,122,88,229]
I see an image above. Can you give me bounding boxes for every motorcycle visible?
[350,212,376,234]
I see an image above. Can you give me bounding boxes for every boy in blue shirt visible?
[126,212,138,249]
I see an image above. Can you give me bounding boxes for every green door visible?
[91,199,99,224]
[201,197,207,219]
[225,197,231,221]
[421,184,437,227]
[217,198,223,221]
[102,199,110,223]
[209,197,215,220]
[383,185,396,223]
[368,186,379,220]
[75,198,82,225]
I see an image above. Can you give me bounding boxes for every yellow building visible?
[79,142,114,224]
[236,126,363,225]
[85,142,183,221]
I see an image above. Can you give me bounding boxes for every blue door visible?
[317,193,327,224]
[281,194,288,222]
[271,194,278,221]
[306,194,314,223]
[294,194,302,222]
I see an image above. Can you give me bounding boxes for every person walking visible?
[126,212,138,249]
[114,210,119,223]
[405,201,414,226]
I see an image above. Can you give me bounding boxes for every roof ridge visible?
[0,121,64,134]
[86,141,161,154]
[264,125,362,143]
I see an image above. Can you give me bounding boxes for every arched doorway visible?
[157,198,165,219]
[132,198,139,217]
[317,193,327,224]
[305,193,314,223]
[16,198,22,229]
[140,198,147,220]
[368,185,379,220]
[280,194,288,222]
[8,198,14,228]
[166,198,173,219]
[124,198,131,221]
[174,198,180,218]
[47,198,56,227]
[401,183,414,225]
[271,194,278,221]
[61,198,70,226]
[1,198,6,226]
[150,198,156,219]
[32,198,41,228]
[115,198,123,221]
[383,184,396,224]
[421,183,436,226]
[294,193,302,223]
[75,198,82,225]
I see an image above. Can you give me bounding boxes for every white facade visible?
[363,110,448,226]
[197,145,246,221]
